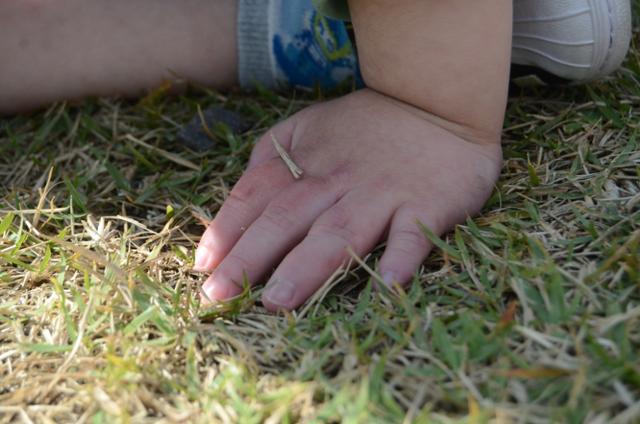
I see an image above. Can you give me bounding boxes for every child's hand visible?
[194,89,502,311]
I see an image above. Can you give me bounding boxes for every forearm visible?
[348,0,512,141]
[0,0,237,114]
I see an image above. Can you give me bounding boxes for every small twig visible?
[196,104,218,142]
[270,132,303,179]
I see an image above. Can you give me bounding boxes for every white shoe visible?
[512,0,632,81]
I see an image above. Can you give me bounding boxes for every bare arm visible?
[0,0,237,114]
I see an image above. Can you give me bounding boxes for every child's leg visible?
[0,0,237,113]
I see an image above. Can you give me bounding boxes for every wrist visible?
[360,88,504,147]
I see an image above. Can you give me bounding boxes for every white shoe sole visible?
[512,0,632,81]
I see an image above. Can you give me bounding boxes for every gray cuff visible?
[237,0,276,89]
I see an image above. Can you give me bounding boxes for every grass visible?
[1,13,640,424]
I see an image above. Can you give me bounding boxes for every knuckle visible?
[220,253,254,276]
[259,202,298,232]
[319,204,352,230]
[309,213,363,251]
[392,228,429,252]
[397,203,446,235]
[309,223,356,246]
[221,194,252,223]
[229,179,259,205]
[301,174,347,197]
[386,243,422,259]
[303,175,334,193]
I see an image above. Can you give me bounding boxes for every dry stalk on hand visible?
[270,132,304,179]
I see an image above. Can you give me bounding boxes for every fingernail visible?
[263,279,297,307]
[382,272,398,288]
[193,246,210,271]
